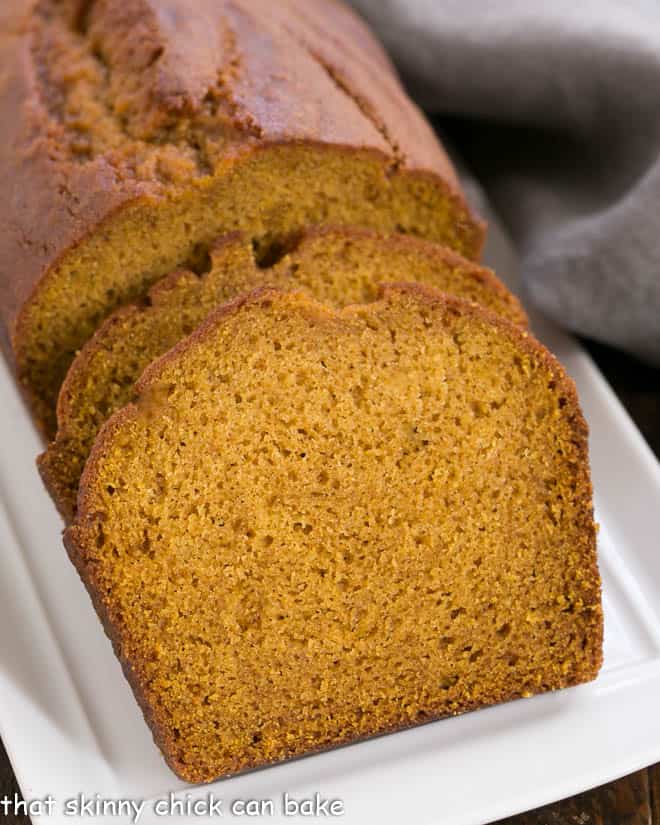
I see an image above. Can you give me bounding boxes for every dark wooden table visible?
[1,339,658,825]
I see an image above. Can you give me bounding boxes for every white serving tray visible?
[1,210,660,825]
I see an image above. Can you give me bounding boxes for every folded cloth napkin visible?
[349,0,660,365]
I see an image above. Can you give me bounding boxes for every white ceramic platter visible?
[1,210,659,825]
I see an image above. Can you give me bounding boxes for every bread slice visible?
[1,0,483,435]
[65,284,602,784]
[39,228,526,522]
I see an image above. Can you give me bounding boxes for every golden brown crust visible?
[66,284,602,783]
[290,226,527,327]
[0,0,483,404]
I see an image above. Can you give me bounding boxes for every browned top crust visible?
[0,0,470,349]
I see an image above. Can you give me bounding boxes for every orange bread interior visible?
[66,285,602,784]
[40,228,525,522]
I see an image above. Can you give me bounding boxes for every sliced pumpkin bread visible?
[39,228,526,522]
[65,284,602,783]
[1,0,483,434]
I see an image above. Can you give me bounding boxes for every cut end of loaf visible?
[66,285,602,784]
[10,0,484,434]
[16,144,483,437]
[39,227,519,523]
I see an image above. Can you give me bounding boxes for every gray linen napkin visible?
[349,0,660,364]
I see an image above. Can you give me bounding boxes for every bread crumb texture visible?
[40,228,525,522]
[9,0,482,433]
[66,286,602,784]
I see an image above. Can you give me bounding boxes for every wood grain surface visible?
[0,341,658,824]
[497,771,653,825]
[0,737,26,825]
[650,764,660,824]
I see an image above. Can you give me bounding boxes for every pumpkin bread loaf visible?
[65,285,602,784]
[0,0,483,434]
[40,227,526,522]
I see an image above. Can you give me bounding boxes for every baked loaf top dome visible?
[66,284,602,784]
[0,0,483,432]
[40,227,526,522]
